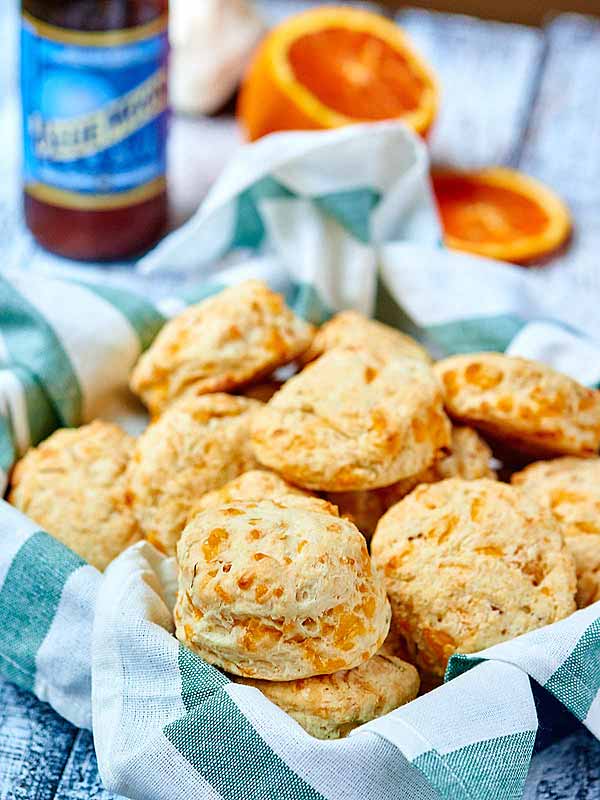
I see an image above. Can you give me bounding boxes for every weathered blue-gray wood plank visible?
[397,9,544,167]
[0,682,77,800]
[53,731,118,800]
[516,14,600,291]
[524,729,600,799]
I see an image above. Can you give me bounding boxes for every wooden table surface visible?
[1,2,600,798]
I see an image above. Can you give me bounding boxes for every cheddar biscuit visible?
[379,424,497,508]
[252,348,450,491]
[127,393,260,556]
[300,310,430,365]
[435,353,600,457]
[193,469,339,517]
[175,500,391,680]
[329,426,495,538]
[433,425,497,481]
[236,651,419,739]
[9,421,140,571]
[512,457,600,607]
[371,479,576,682]
[130,280,314,416]
[325,489,389,543]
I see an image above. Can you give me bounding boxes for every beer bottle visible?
[21,1,169,261]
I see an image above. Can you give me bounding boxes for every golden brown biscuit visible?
[299,310,430,365]
[192,469,339,517]
[252,348,451,491]
[127,393,260,556]
[325,490,389,543]
[9,421,140,571]
[130,280,314,416]
[371,479,576,683]
[329,426,496,539]
[434,425,497,481]
[435,353,600,457]
[236,650,419,739]
[175,500,391,680]
[512,458,600,607]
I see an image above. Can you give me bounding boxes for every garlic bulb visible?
[169,0,265,116]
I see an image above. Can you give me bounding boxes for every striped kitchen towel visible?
[0,502,598,800]
[1,121,600,800]
[141,121,600,386]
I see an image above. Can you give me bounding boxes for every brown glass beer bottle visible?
[21,1,169,261]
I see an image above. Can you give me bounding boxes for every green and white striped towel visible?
[1,122,599,800]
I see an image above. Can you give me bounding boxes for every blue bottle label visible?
[21,12,169,210]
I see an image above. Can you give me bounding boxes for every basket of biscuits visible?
[1,272,599,800]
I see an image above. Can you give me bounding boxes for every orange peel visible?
[432,167,571,264]
[238,6,438,141]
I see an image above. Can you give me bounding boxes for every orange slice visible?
[431,167,571,264]
[238,6,438,141]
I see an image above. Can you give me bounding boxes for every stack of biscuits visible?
[10,280,600,738]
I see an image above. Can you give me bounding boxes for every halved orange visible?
[238,6,438,141]
[431,167,571,264]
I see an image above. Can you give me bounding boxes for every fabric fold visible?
[0,501,97,729]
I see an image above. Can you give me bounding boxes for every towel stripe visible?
[0,366,59,488]
[74,280,165,353]
[314,188,381,244]
[414,731,535,800]
[164,646,325,800]
[0,275,82,425]
[0,368,30,456]
[231,177,294,250]
[11,365,60,448]
[34,563,98,730]
[178,645,229,708]
[0,531,85,691]
[425,314,526,355]
[0,415,15,476]
[544,617,600,721]
[10,277,141,422]
[286,282,333,325]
